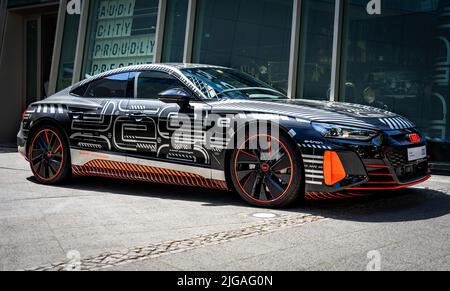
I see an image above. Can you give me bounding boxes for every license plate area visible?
[407,146,426,162]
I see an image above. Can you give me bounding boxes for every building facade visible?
[1,0,450,170]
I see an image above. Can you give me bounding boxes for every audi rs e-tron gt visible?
[17,64,431,207]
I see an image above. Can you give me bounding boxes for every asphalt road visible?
[0,148,449,271]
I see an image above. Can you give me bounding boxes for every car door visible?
[125,70,212,167]
[69,72,131,156]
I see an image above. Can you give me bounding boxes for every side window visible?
[83,72,130,98]
[70,83,89,96]
[135,71,186,99]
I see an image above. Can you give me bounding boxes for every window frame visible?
[70,69,201,101]
[132,70,198,100]
[69,71,133,98]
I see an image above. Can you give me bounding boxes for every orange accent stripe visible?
[367,181,397,184]
[320,192,336,200]
[349,175,431,191]
[44,131,50,144]
[323,151,347,186]
[345,192,370,197]
[366,164,389,169]
[54,144,62,154]
[311,192,324,200]
[305,191,371,200]
[368,173,393,177]
[72,160,228,191]
[333,192,353,199]
[305,193,318,200]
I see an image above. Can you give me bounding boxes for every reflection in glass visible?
[340,0,449,163]
[135,71,184,99]
[192,0,293,93]
[161,0,188,62]
[82,0,159,79]
[296,0,335,100]
[181,67,286,99]
[26,20,38,105]
[56,13,80,91]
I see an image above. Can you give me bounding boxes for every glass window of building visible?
[7,0,56,8]
[25,19,38,105]
[296,0,335,100]
[192,0,293,93]
[339,0,450,164]
[161,0,188,62]
[81,0,159,79]
[56,13,80,91]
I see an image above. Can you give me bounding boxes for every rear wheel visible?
[229,132,304,208]
[28,125,71,184]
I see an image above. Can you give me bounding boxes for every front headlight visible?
[311,122,378,141]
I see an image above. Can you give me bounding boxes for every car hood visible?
[210,99,416,130]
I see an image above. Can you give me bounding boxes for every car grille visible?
[386,149,407,168]
[385,148,428,182]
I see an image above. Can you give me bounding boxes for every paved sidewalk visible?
[0,150,449,271]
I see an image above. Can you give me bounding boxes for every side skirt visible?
[72,160,229,190]
[70,149,228,190]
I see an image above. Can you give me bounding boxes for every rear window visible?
[71,72,131,98]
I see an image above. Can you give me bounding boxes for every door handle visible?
[69,111,85,119]
[127,112,147,121]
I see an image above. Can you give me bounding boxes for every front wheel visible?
[28,125,71,184]
[229,132,304,208]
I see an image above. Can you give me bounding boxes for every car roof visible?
[162,63,229,70]
[73,63,228,89]
[81,63,225,80]
[71,63,231,98]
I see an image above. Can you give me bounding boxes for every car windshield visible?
[180,67,287,100]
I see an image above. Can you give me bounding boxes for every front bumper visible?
[302,129,431,198]
[347,156,430,191]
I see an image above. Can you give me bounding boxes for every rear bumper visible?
[17,126,28,160]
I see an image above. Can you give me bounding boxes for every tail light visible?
[22,107,29,122]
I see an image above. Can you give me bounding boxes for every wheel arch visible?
[223,120,305,192]
[27,117,71,157]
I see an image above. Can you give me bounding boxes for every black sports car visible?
[17,64,430,207]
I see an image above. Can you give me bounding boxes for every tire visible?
[229,131,304,208]
[28,125,71,184]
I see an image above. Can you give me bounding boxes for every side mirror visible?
[158,88,192,109]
